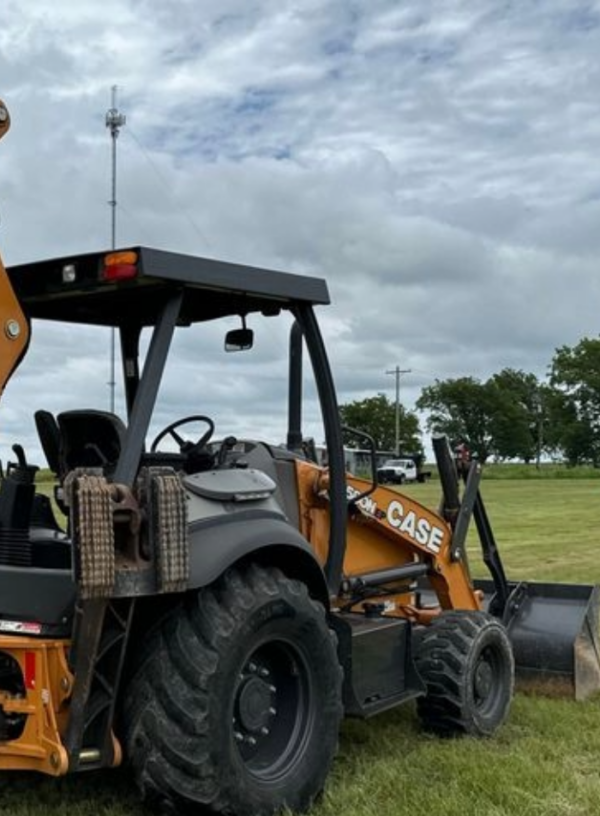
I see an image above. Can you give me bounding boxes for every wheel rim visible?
[473,644,504,715]
[232,639,313,781]
[0,652,26,740]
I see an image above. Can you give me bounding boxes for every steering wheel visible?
[150,415,215,457]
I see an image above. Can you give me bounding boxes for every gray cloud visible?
[1,0,600,463]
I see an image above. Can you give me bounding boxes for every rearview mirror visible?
[225,327,254,352]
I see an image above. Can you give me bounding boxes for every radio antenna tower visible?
[105,86,126,413]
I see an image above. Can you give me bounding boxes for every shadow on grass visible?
[0,767,147,815]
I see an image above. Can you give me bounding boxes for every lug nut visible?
[259,667,270,678]
[248,662,258,674]
[234,731,244,743]
[268,707,277,716]
[260,726,270,736]
[246,736,257,746]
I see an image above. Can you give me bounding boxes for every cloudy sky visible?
[2,0,600,463]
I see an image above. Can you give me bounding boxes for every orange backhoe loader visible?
[0,96,598,816]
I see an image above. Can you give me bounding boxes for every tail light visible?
[102,250,138,281]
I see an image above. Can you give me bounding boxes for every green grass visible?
[2,479,600,815]
[323,695,600,816]
[404,478,600,583]
[480,462,600,480]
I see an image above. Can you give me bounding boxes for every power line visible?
[112,199,155,245]
[125,126,211,250]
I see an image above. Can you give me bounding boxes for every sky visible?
[2,0,600,464]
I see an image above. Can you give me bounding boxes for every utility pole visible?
[105,85,126,413]
[386,366,411,456]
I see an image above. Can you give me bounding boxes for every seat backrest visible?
[57,410,126,476]
[34,410,61,475]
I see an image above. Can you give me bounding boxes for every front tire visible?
[415,610,514,737]
[123,564,343,816]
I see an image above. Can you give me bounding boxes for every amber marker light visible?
[102,250,138,281]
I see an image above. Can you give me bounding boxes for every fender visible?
[187,513,330,606]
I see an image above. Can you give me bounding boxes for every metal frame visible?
[291,305,346,594]
[114,291,183,487]
[7,246,330,327]
[9,246,350,596]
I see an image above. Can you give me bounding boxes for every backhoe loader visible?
[0,96,599,816]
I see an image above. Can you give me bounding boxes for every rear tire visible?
[415,610,514,737]
[122,564,343,816]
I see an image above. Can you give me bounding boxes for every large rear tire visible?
[122,564,343,816]
[415,610,514,737]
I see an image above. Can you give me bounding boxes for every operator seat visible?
[57,409,126,478]
[28,409,127,572]
[34,410,62,476]
[36,408,204,480]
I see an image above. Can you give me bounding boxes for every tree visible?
[416,377,496,463]
[417,371,564,465]
[339,393,422,454]
[538,386,574,459]
[487,369,543,464]
[550,337,600,465]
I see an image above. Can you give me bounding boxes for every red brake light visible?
[102,251,138,281]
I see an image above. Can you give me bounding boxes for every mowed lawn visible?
[2,479,600,816]
[411,477,600,584]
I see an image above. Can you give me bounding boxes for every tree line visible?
[339,336,600,465]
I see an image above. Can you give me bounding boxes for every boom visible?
[0,100,30,398]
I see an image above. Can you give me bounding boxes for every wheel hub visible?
[234,658,279,749]
[237,676,274,733]
[474,659,493,701]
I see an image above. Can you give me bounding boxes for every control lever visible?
[7,443,38,484]
[11,443,27,468]
[218,436,238,466]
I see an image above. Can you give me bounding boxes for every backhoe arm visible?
[0,99,30,397]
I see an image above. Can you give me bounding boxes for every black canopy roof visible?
[7,246,330,327]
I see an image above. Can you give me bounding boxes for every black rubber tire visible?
[122,564,343,816]
[414,610,514,737]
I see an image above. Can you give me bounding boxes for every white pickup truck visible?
[376,458,418,485]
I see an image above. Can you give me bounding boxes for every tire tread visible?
[122,564,342,816]
[415,610,514,737]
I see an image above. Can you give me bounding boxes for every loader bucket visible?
[475,579,600,701]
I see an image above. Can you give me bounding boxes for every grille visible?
[0,528,32,567]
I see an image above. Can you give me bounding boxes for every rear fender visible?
[187,516,330,607]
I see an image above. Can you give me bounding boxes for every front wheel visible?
[122,564,343,816]
[415,610,514,737]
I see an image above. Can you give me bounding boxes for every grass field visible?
[2,479,600,815]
